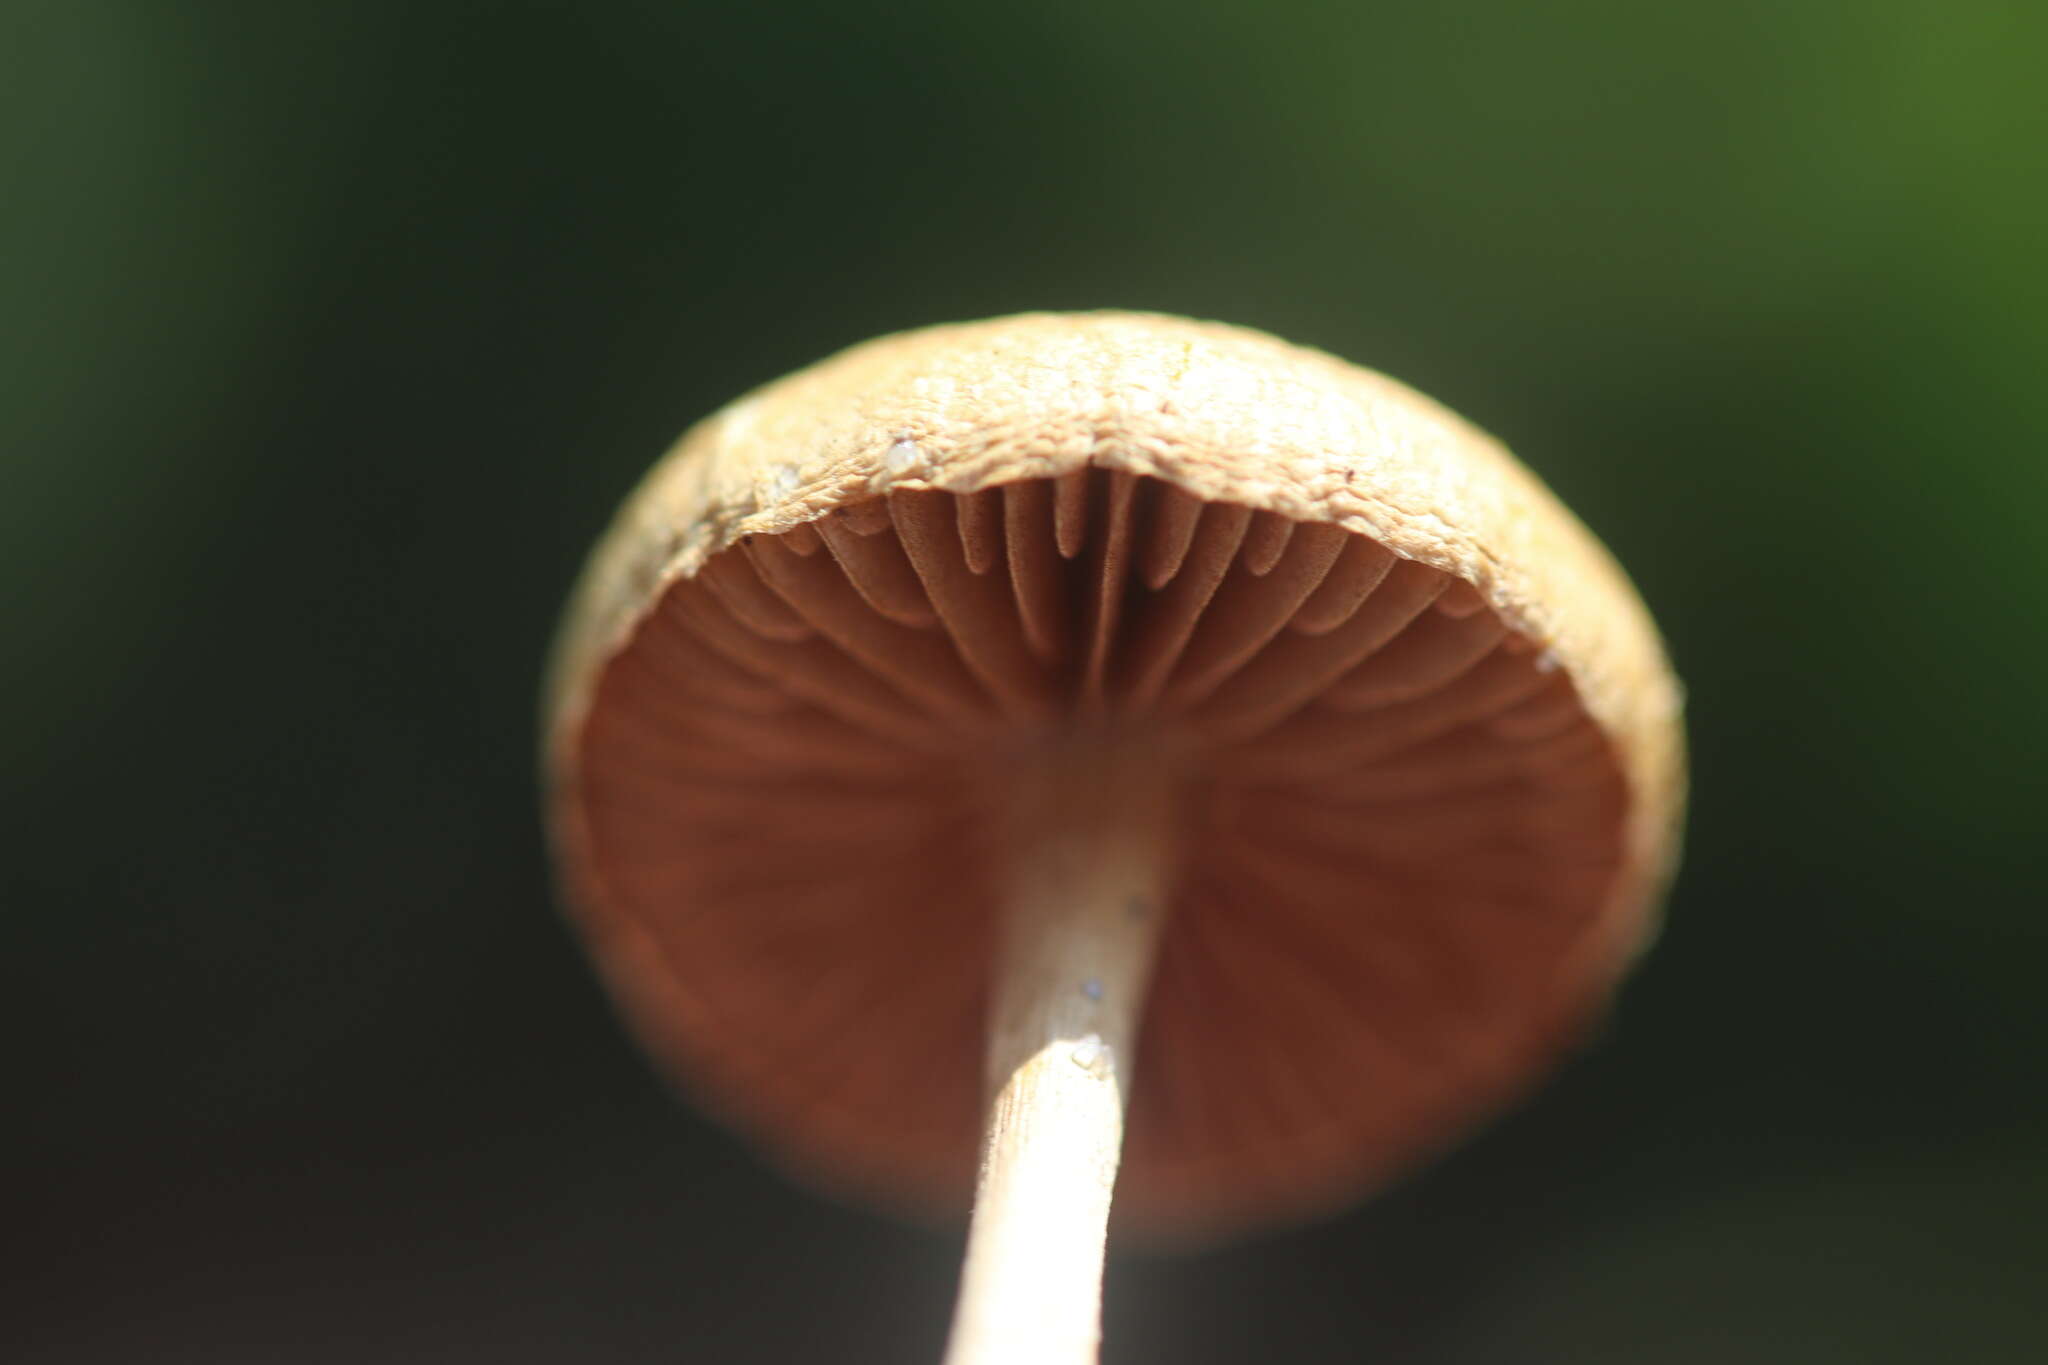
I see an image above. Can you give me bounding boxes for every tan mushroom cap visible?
[544,312,1686,1239]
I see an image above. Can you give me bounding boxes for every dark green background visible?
[8,2,2043,1361]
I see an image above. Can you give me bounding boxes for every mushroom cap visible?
[544,312,1685,1239]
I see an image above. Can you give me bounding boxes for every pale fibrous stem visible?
[941,741,1176,1365]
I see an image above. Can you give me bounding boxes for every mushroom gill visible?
[563,469,1629,1236]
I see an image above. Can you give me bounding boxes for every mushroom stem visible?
[943,743,1176,1365]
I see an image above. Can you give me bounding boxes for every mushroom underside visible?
[562,470,1631,1236]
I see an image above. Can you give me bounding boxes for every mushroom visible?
[543,312,1685,1363]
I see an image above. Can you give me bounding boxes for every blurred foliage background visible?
[6,1,2044,1361]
